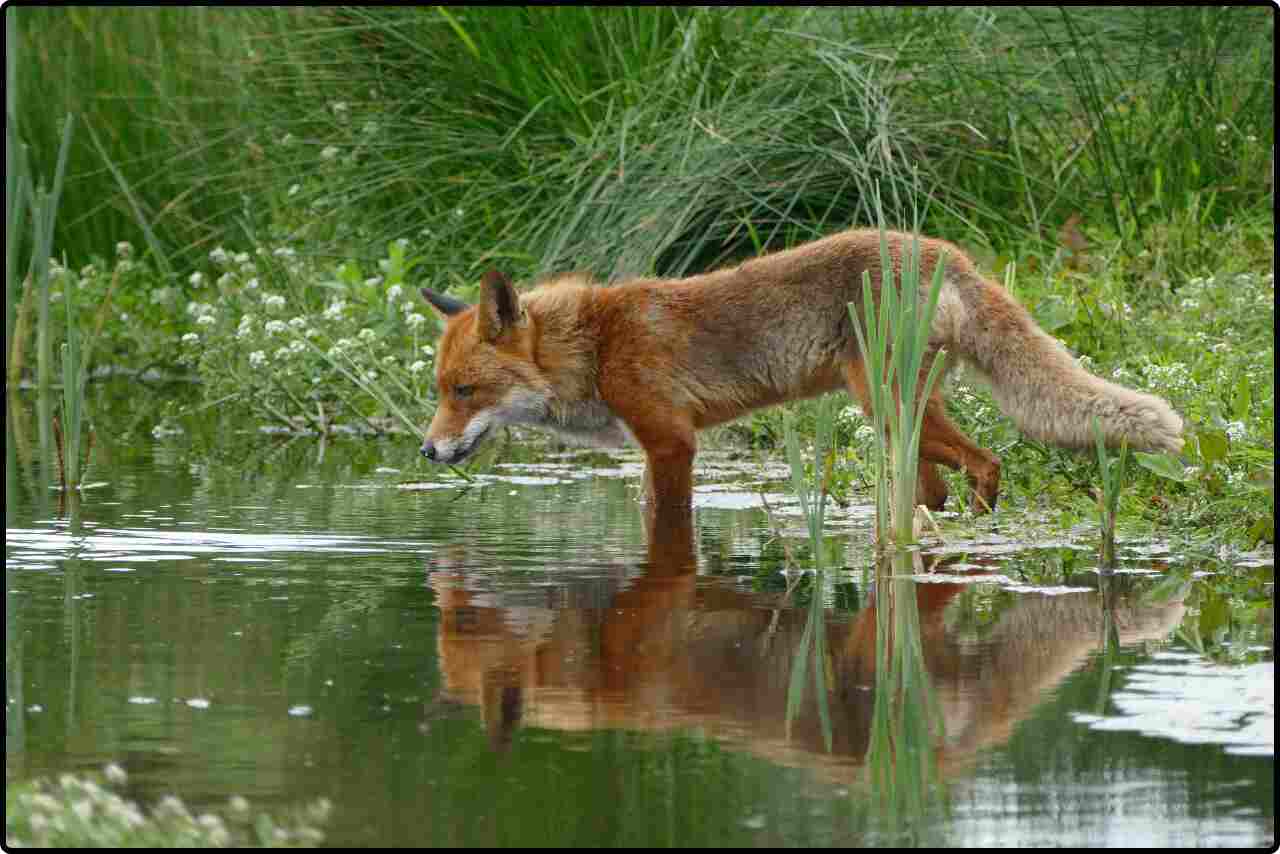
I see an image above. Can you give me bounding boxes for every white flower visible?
[115,241,133,259]
[324,300,346,319]
[245,277,260,290]
[422,344,435,356]
[196,313,216,326]
[264,294,287,311]
[272,246,296,259]
[209,246,230,265]
[330,101,348,116]
[409,360,428,374]
[181,333,200,344]
[334,337,354,350]
[288,184,301,198]
[401,300,416,314]
[406,312,426,329]
[386,283,404,301]
[289,339,307,354]
[189,271,205,287]
[320,145,340,160]
[358,328,376,342]
[365,275,383,287]
[103,763,128,785]
[264,319,287,335]
[249,351,267,368]
[1225,421,1246,441]
[280,133,296,147]
[288,316,307,329]
[275,346,292,360]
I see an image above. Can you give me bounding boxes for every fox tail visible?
[940,273,1184,454]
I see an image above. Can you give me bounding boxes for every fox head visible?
[418,270,552,464]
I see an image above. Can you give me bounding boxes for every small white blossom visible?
[387,283,404,301]
[197,314,216,326]
[288,316,307,329]
[406,312,426,329]
[103,763,128,785]
[272,246,296,259]
[409,360,428,374]
[320,145,340,160]
[245,277,260,290]
[209,246,230,265]
[280,133,296,147]
[289,339,307,354]
[365,275,383,287]
[181,333,200,345]
[264,294,287,311]
[358,328,376,342]
[189,271,205,287]
[422,344,435,356]
[249,350,267,368]
[324,300,346,319]
[115,241,133,259]
[264,319,287,335]
[288,184,301,198]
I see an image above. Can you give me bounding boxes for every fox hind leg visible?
[843,360,998,513]
[917,389,1001,513]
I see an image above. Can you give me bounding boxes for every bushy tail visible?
[941,273,1184,454]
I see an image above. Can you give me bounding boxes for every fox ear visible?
[478,269,525,342]
[420,288,469,319]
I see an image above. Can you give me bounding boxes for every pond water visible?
[5,381,1274,847]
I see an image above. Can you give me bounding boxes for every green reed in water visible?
[848,223,948,546]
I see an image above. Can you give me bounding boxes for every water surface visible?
[5,382,1274,846]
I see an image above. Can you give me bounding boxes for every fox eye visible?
[453,384,475,399]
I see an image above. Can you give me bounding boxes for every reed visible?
[848,196,948,546]
[1092,415,1130,569]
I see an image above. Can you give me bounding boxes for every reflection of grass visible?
[867,551,947,842]
[780,393,839,751]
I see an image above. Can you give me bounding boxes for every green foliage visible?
[175,238,437,435]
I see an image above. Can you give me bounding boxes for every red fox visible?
[418,228,1184,513]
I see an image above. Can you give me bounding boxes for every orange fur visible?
[420,229,1183,513]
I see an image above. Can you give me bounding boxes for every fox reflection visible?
[427,510,1183,770]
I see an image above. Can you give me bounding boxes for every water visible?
[5,382,1274,847]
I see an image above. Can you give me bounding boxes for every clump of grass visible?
[5,765,332,848]
[848,215,948,547]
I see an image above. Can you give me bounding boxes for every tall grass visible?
[216,6,1271,286]
[12,7,1271,297]
[10,7,255,265]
